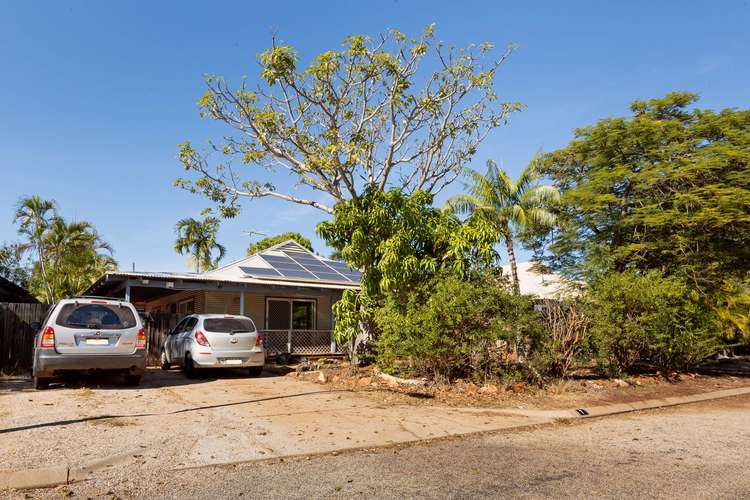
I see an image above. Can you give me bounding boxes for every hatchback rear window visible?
[203,318,256,333]
[56,303,137,330]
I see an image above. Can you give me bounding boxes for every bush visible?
[584,270,721,376]
[534,300,589,378]
[374,272,543,382]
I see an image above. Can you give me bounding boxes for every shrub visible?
[584,270,721,376]
[534,300,589,378]
[374,272,542,382]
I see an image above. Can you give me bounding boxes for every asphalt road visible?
[16,394,750,499]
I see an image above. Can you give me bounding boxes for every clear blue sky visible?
[1,1,748,272]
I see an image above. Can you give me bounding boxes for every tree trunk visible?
[504,231,520,294]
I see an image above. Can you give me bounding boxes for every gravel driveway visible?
[0,368,539,474]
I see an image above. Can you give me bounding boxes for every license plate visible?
[224,359,242,365]
[85,338,109,345]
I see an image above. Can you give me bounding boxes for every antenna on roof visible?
[241,229,267,242]
[132,262,136,272]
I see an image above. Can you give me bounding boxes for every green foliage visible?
[583,270,722,376]
[13,196,116,302]
[374,272,541,381]
[535,92,750,294]
[317,187,501,346]
[0,242,30,289]
[178,26,521,216]
[246,232,313,256]
[446,158,559,292]
[174,216,225,273]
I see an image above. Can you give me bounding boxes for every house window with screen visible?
[265,298,316,330]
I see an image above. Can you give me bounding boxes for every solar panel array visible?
[241,242,362,284]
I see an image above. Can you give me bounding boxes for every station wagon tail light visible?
[195,330,210,347]
[255,332,263,347]
[135,328,146,348]
[40,326,55,348]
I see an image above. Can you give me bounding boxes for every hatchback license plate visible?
[224,359,242,365]
[85,338,109,345]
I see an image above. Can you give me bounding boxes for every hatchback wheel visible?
[160,350,171,370]
[33,376,50,390]
[184,354,197,378]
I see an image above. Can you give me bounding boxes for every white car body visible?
[160,314,264,376]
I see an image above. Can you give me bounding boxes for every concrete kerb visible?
[2,385,750,491]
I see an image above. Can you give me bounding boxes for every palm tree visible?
[14,196,57,303]
[44,218,116,298]
[174,217,226,273]
[446,159,560,293]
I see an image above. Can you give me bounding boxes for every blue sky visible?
[1,1,748,272]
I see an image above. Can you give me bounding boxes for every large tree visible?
[176,25,521,217]
[246,231,313,256]
[446,159,559,292]
[174,217,226,272]
[534,92,750,293]
[317,187,501,350]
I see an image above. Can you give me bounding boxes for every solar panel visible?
[325,261,362,281]
[247,244,362,284]
[261,255,317,280]
[239,266,282,277]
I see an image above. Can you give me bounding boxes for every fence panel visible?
[0,302,50,374]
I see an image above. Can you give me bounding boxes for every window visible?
[178,299,195,315]
[56,303,137,330]
[204,317,256,333]
[265,298,316,330]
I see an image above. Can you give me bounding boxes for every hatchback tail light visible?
[40,326,55,348]
[135,328,147,349]
[255,332,263,347]
[195,330,210,347]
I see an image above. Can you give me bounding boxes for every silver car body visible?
[32,297,147,381]
[162,314,264,370]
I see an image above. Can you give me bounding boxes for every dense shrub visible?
[374,272,542,382]
[584,270,721,376]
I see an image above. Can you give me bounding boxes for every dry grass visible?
[77,387,94,397]
[545,379,579,396]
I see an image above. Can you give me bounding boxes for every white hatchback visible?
[160,314,264,377]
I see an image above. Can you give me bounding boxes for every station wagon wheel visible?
[160,349,171,370]
[33,376,50,390]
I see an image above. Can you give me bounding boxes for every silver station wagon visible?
[159,314,264,377]
[32,297,147,389]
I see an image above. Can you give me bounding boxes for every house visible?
[83,240,360,356]
[501,261,568,299]
[0,276,38,303]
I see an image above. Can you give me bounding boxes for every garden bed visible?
[284,360,750,411]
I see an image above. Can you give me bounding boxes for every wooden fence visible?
[0,302,50,374]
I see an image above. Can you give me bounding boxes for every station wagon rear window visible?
[56,303,137,330]
[203,318,256,333]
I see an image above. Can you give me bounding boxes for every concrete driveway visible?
[0,368,543,477]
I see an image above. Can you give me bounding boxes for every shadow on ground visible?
[697,357,750,377]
